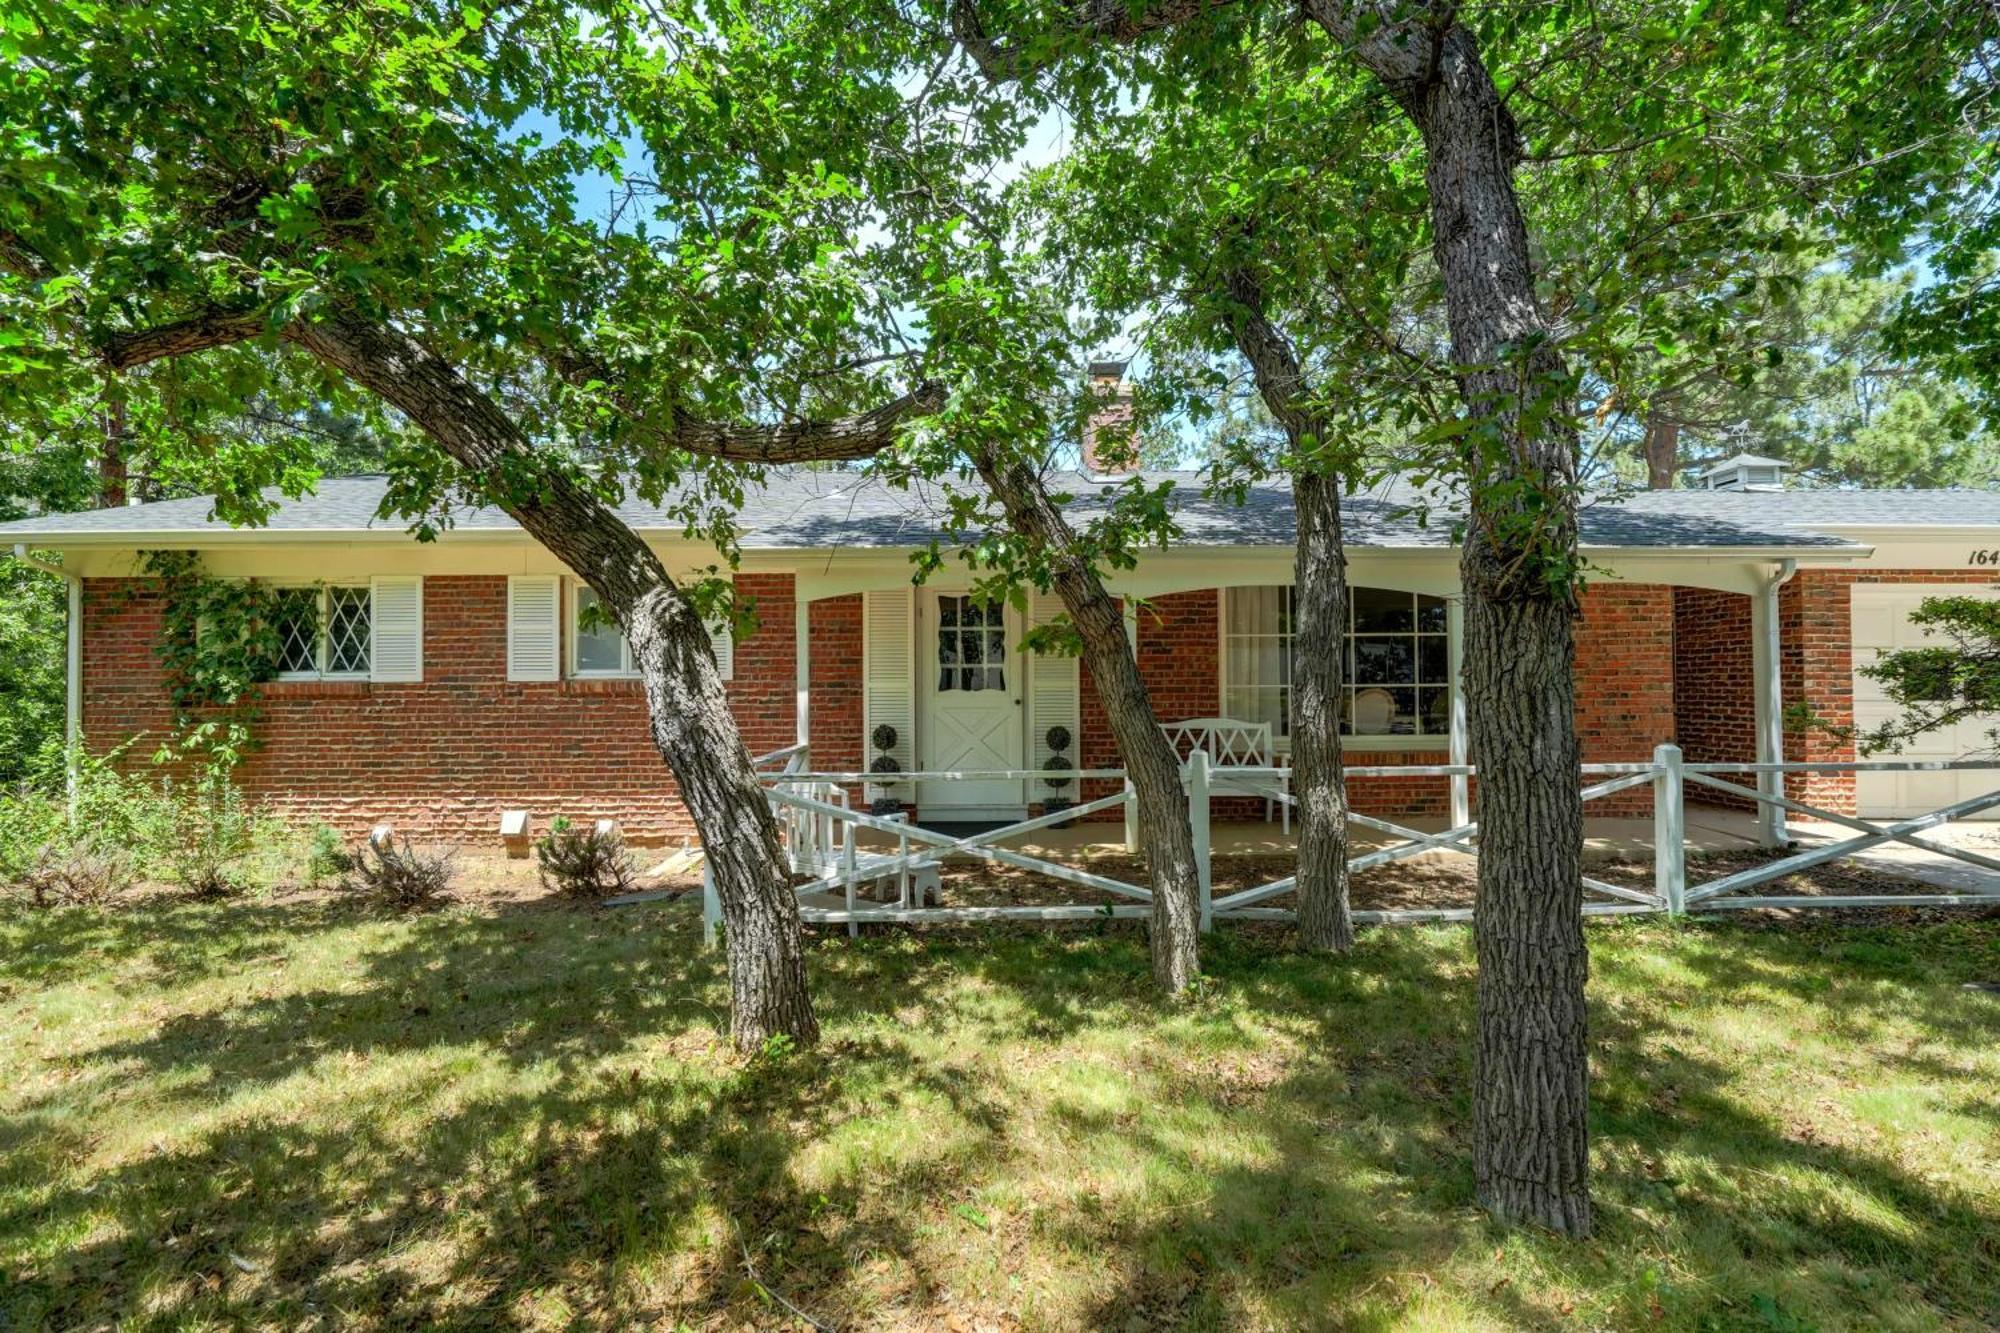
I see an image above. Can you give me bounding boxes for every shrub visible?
[535,817,636,899]
[305,824,355,889]
[5,843,130,909]
[147,774,260,898]
[0,744,151,907]
[349,836,456,910]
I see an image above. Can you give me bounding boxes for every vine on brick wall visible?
[139,550,302,771]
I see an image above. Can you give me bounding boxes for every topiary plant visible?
[1042,726,1077,825]
[869,753,904,816]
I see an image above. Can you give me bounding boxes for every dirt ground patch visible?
[204,841,2000,930]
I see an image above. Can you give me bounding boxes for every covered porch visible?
[777,541,1837,846]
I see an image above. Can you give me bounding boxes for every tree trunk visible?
[293,316,819,1050]
[1224,266,1354,952]
[1393,26,1593,1237]
[974,450,1202,993]
[1288,469,1354,951]
[97,396,128,509]
[1644,415,1681,489]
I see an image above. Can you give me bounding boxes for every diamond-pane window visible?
[274,588,321,676]
[325,585,372,675]
[273,585,372,678]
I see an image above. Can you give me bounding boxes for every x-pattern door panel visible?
[920,593,1025,813]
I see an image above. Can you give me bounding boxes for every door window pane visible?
[938,596,1006,692]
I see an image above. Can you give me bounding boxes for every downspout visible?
[1757,558,1798,847]
[12,544,81,808]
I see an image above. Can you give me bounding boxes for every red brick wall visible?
[807,594,864,806]
[80,572,1692,841]
[1073,584,1677,819]
[1571,583,1678,814]
[1671,587,1757,809]
[81,573,797,845]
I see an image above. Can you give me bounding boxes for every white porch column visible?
[1752,559,1798,847]
[794,594,811,748]
[1447,597,1470,828]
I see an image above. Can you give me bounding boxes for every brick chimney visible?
[1082,359,1136,475]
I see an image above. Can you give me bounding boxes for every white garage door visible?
[1851,584,2000,819]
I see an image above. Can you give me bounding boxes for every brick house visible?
[6,458,1999,844]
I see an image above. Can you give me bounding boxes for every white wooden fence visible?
[706,742,2000,946]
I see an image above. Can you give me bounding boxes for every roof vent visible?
[1700,452,1789,492]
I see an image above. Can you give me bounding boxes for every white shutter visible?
[369,576,424,683]
[706,617,733,682]
[507,574,561,682]
[705,579,734,682]
[863,587,916,774]
[1027,589,1080,774]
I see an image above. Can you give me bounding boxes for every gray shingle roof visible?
[5,468,1987,552]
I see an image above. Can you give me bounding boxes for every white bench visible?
[1161,717,1291,833]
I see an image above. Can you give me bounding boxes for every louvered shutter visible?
[507,574,561,682]
[706,578,734,682]
[369,576,424,683]
[1027,589,1080,776]
[863,587,915,774]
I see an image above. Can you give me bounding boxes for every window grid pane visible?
[938,596,1006,692]
[325,586,371,675]
[1227,587,1451,739]
[274,588,321,675]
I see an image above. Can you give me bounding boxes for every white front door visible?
[1852,584,2000,818]
[919,592,1026,816]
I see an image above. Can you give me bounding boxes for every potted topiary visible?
[1042,724,1076,827]
[868,723,904,817]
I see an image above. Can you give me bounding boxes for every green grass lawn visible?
[1,894,1997,1331]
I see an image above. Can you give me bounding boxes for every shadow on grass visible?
[2,899,1997,1328]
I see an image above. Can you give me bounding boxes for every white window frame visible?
[273,583,373,681]
[568,581,640,679]
[565,578,734,683]
[1220,585,1453,749]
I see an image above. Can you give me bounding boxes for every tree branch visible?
[95,306,943,464]
[539,345,945,463]
[96,310,273,370]
[1221,265,1320,443]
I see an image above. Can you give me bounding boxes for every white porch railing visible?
[697,742,2000,946]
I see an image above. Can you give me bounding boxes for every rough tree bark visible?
[1379,25,1592,1237]
[1644,415,1681,489]
[295,318,822,1049]
[1223,266,1354,953]
[973,448,1203,993]
[97,396,129,509]
[96,312,961,1050]
[956,0,1594,1233]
